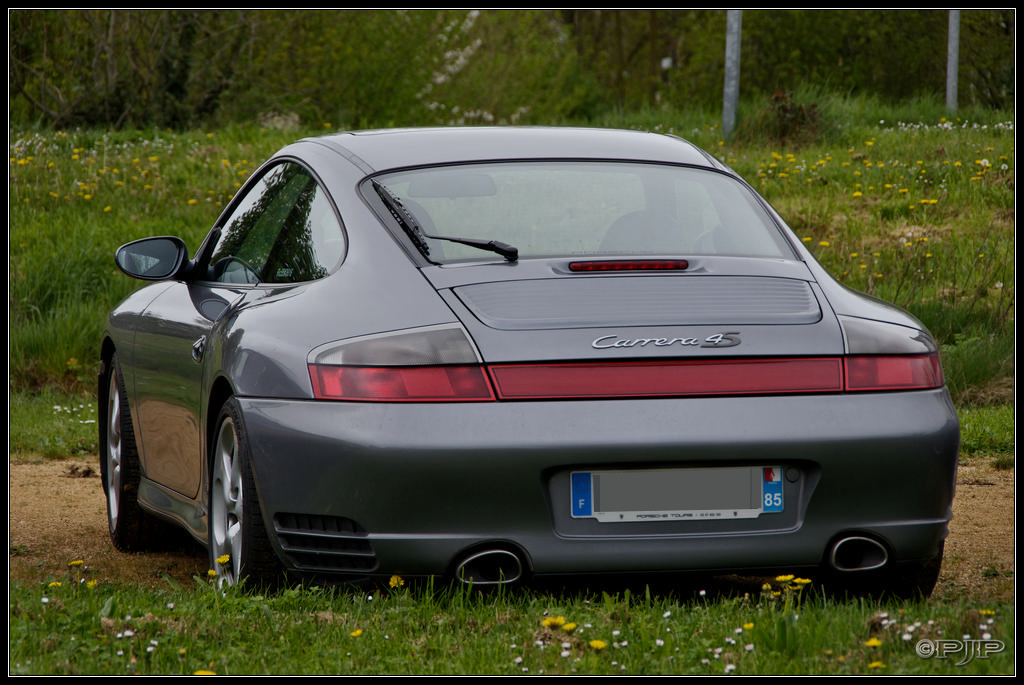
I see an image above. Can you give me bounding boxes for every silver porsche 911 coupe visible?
[100,127,959,596]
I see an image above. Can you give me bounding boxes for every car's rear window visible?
[370,162,795,263]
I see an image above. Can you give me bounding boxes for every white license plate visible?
[570,467,784,522]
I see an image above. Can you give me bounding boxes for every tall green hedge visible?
[9,10,1014,131]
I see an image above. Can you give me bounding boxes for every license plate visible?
[570,467,784,522]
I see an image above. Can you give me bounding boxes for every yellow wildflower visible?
[389,575,404,588]
[542,615,567,628]
[865,637,882,648]
[562,622,578,633]
[350,628,363,637]
[216,554,230,565]
[589,640,608,650]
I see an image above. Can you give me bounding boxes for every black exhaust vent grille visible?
[273,513,378,573]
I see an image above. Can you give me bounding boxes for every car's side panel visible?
[128,282,236,498]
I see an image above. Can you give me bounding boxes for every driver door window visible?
[207,162,345,284]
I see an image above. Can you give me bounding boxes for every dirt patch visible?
[8,456,1015,602]
[9,458,207,589]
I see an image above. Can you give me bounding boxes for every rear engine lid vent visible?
[453,276,822,330]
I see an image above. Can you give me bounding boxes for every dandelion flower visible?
[389,575,404,588]
[562,622,577,633]
[589,640,608,650]
[865,637,882,648]
[69,559,84,567]
[542,616,567,628]
[350,628,363,637]
[216,554,230,565]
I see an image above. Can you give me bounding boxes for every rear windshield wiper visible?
[372,181,518,263]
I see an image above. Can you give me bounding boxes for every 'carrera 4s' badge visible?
[592,332,741,350]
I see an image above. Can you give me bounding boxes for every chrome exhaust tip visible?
[829,536,889,572]
[455,549,524,585]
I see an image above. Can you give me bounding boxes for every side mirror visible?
[115,236,191,281]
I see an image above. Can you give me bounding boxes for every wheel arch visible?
[205,375,239,473]
[97,337,117,446]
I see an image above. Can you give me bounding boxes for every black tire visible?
[208,397,282,589]
[100,352,163,551]
[886,541,945,600]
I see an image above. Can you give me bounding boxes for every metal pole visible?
[946,10,960,112]
[723,10,742,139]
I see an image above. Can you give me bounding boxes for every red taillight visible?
[309,355,944,402]
[309,365,495,401]
[845,354,943,391]
[488,358,844,400]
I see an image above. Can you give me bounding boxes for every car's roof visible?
[304,126,727,173]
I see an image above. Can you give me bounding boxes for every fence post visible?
[723,10,742,139]
[946,10,960,112]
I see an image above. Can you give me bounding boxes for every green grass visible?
[9,389,98,460]
[8,574,1014,675]
[958,404,1016,470]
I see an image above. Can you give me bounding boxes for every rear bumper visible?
[238,388,958,580]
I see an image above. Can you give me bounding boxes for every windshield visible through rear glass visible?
[372,162,795,263]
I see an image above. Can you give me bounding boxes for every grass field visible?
[8,98,1015,674]
[7,570,1015,675]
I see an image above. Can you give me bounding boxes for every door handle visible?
[192,336,207,362]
